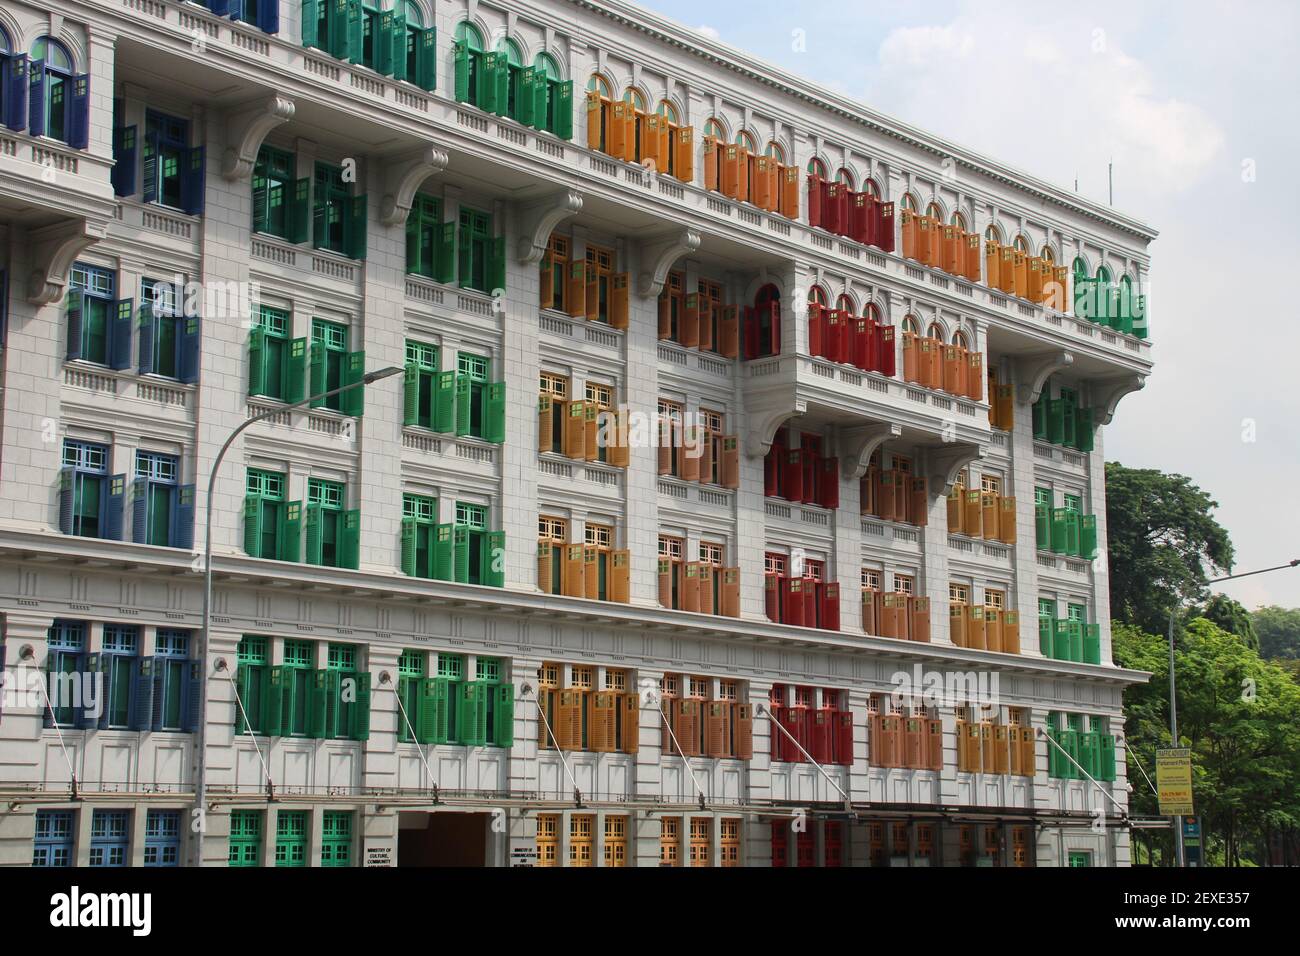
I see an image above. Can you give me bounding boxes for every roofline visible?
[580,0,1159,243]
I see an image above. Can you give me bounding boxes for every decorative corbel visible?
[927,441,988,491]
[1016,350,1073,405]
[745,401,804,458]
[1090,374,1146,425]
[221,96,295,181]
[837,423,902,480]
[27,218,108,305]
[638,229,701,298]
[379,147,451,225]
[515,189,583,263]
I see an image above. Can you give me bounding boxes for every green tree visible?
[1252,605,1300,660]
[1199,594,1259,652]
[1105,463,1234,635]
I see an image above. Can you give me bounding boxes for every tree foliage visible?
[1252,605,1300,660]
[1199,594,1259,652]
[1104,462,1234,635]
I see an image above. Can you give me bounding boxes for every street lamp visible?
[190,366,403,866]
[1166,558,1300,866]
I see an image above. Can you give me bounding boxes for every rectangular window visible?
[307,477,356,569]
[949,583,970,604]
[63,262,122,374]
[252,145,297,239]
[862,568,882,591]
[569,814,595,867]
[321,811,353,867]
[689,817,711,867]
[88,809,130,867]
[455,352,492,440]
[245,468,296,562]
[401,492,439,580]
[101,625,139,729]
[894,574,915,595]
[143,111,195,212]
[143,809,181,866]
[542,235,569,312]
[60,440,112,540]
[281,639,314,737]
[33,810,75,867]
[458,207,499,294]
[310,319,349,412]
[46,620,87,728]
[396,649,425,743]
[313,161,365,258]
[986,589,1006,609]
[133,450,184,548]
[154,629,190,732]
[228,810,263,867]
[235,636,270,735]
[980,474,1002,494]
[403,339,440,429]
[406,193,451,279]
[536,813,559,867]
[139,278,183,379]
[249,305,295,402]
[275,810,308,867]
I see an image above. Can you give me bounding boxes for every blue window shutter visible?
[65,290,85,360]
[131,476,148,544]
[4,54,28,131]
[109,298,133,370]
[68,74,90,149]
[137,302,156,374]
[208,0,231,14]
[183,661,203,732]
[105,474,127,541]
[0,641,5,722]
[131,658,156,730]
[257,0,280,34]
[27,60,44,138]
[83,653,104,729]
[179,315,201,384]
[173,484,195,550]
[57,467,74,534]
[111,125,137,196]
[181,146,206,215]
[142,127,159,204]
[149,660,166,730]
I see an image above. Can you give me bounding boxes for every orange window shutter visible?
[620,692,640,753]
[964,489,982,536]
[1020,726,1036,776]
[902,332,918,383]
[681,292,700,348]
[719,305,739,358]
[925,718,944,771]
[697,564,715,615]
[1000,247,1016,294]
[1003,610,1021,655]
[995,383,1014,430]
[949,602,967,647]
[594,691,618,752]
[966,604,986,650]
[721,566,740,617]
[910,477,929,527]
[928,338,945,389]
[732,702,753,759]
[642,113,661,169]
[966,352,983,401]
[610,272,629,329]
[985,606,1003,653]
[538,395,553,454]
[916,216,933,264]
[706,701,729,756]
[1013,251,1028,297]
[901,209,917,260]
[984,240,1001,289]
[681,429,702,482]
[720,435,739,488]
[1053,266,1070,311]
[582,544,599,597]
[909,595,931,643]
[657,558,673,607]
[609,100,627,159]
[965,233,982,282]
[737,148,751,203]
[698,433,714,486]
[611,549,630,603]
[681,561,701,612]
[942,345,961,395]
[702,136,718,191]
[861,467,877,516]
[563,399,586,460]
[781,165,799,219]
[905,717,924,768]
[979,721,994,773]
[1008,724,1024,775]
[609,412,630,469]
[982,492,1000,540]
[722,145,740,198]
[657,291,671,340]
[536,540,553,593]
[860,588,877,634]
[698,297,714,352]
[563,543,585,597]
[583,404,599,463]
[1027,257,1044,302]
[566,260,586,318]
[539,254,554,308]
[675,126,694,182]
[942,226,961,274]
[584,274,599,321]
[585,90,603,151]
[753,156,771,209]
[946,486,963,534]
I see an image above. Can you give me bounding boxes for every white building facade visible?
[0,0,1153,867]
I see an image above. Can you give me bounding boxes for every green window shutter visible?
[264,667,285,736]
[405,214,421,274]
[432,523,454,580]
[400,516,417,576]
[1052,619,1069,660]
[416,678,439,743]
[1080,515,1098,559]
[435,221,456,283]
[1068,620,1084,662]
[346,194,368,260]
[494,683,514,746]
[288,178,310,243]
[454,373,471,436]
[518,67,536,126]
[377,11,395,75]
[434,370,456,432]
[554,81,573,139]
[403,363,420,426]
[453,526,470,583]
[534,74,550,131]
[433,678,452,742]
[243,495,263,557]
[248,327,266,396]
[483,530,505,587]
[1050,508,1068,554]
[1076,408,1095,452]
[1034,504,1050,550]
[302,0,320,47]
[327,0,349,59]
[1083,623,1101,665]
[1031,397,1047,440]
[1100,735,1117,781]
[308,341,326,407]
[235,665,254,732]
[279,500,302,562]
[478,52,499,113]
[307,669,328,738]
[1038,615,1052,656]
[287,337,307,403]
[453,41,469,102]
[489,235,506,293]
[484,381,506,443]
[1061,398,1077,448]
[459,682,486,745]
[1065,511,1081,556]
[1046,398,1065,445]
[495,58,511,118]
[340,509,360,569]
[457,223,472,288]
[345,0,364,64]
[342,350,365,417]
[305,503,323,565]
[352,672,371,740]
[414,27,436,91]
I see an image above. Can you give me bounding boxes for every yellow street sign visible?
[1156,747,1194,816]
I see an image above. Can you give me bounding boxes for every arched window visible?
[862,178,881,198]
[807,157,827,178]
[533,54,564,132]
[455,22,486,107]
[31,37,82,145]
[587,73,612,97]
[401,2,436,90]
[1040,244,1055,263]
[926,201,943,220]
[927,322,944,340]
[657,99,678,123]
[836,294,855,313]
[1013,235,1030,253]
[753,283,782,359]
[704,117,726,141]
[765,141,785,163]
[808,286,828,306]
[902,314,920,335]
[835,167,854,189]
[1072,256,1088,282]
[623,87,647,111]
[864,302,882,321]
[497,38,524,118]
[950,211,968,230]
[951,329,969,348]
[0,28,11,124]
[984,223,1003,243]
[1096,265,1111,284]
[900,193,918,212]
[735,130,756,152]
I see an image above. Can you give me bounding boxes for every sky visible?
[641,0,1300,610]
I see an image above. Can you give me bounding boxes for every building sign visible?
[365,844,394,867]
[1156,748,1194,816]
[511,845,537,867]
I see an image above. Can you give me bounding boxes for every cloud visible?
[694,24,721,41]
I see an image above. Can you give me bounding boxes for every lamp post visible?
[190,366,402,866]
[1166,559,1299,867]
